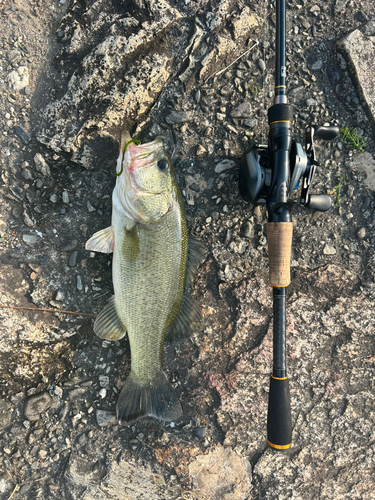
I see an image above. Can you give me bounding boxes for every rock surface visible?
[338,21,375,131]
[0,0,375,499]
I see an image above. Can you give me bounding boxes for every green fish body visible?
[86,132,203,424]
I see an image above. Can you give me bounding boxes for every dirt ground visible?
[0,0,375,499]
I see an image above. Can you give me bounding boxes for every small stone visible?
[14,125,31,144]
[165,110,194,125]
[307,54,323,71]
[323,244,336,255]
[24,392,52,421]
[78,433,87,445]
[7,49,21,65]
[50,194,58,203]
[34,153,51,177]
[0,400,12,430]
[229,101,252,119]
[22,234,38,245]
[356,227,366,239]
[96,410,116,427]
[76,276,83,291]
[243,118,258,128]
[60,239,77,252]
[62,191,69,203]
[53,386,63,398]
[39,450,48,459]
[196,144,206,156]
[7,66,29,91]
[241,221,253,238]
[99,375,110,388]
[306,98,318,107]
[194,427,207,439]
[87,201,96,212]
[258,58,266,71]
[55,290,65,301]
[215,159,236,173]
[194,89,201,104]
[68,250,79,267]
[99,388,107,398]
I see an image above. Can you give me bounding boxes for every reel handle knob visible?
[305,194,332,212]
[313,126,340,141]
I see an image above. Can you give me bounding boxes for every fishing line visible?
[116,139,141,176]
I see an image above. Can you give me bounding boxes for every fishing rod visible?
[239,0,339,449]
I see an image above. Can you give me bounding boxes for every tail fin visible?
[116,371,182,425]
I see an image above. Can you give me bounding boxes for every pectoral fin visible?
[94,296,126,340]
[86,226,114,254]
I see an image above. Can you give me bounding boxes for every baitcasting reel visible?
[239,124,339,213]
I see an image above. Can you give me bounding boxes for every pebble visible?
[243,118,258,128]
[215,159,236,173]
[62,191,69,203]
[165,110,194,125]
[22,234,38,245]
[307,54,323,71]
[194,89,201,104]
[96,410,116,427]
[34,153,51,177]
[0,400,12,430]
[99,388,107,398]
[196,144,206,156]
[7,66,29,90]
[306,98,318,107]
[194,427,207,439]
[257,58,266,71]
[229,101,252,119]
[76,276,83,291]
[241,221,253,238]
[87,200,96,212]
[78,433,87,445]
[7,49,21,65]
[60,239,77,252]
[323,244,336,255]
[68,250,79,267]
[24,392,52,421]
[99,375,110,387]
[356,228,366,240]
[54,386,63,398]
[50,194,57,203]
[55,290,65,301]
[14,125,31,144]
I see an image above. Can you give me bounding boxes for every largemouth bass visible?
[86,132,204,424]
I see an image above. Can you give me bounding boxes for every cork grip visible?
[267,222,293,287]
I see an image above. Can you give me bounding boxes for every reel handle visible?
[313,125,340,141]
[305,194,332,212]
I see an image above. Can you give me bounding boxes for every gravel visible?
[0,0,375,499]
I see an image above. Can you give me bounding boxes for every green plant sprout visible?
[246,83,260,97]
[333,174,348,207]
[341,126,365,153]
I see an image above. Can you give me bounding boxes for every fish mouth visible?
[120,131,163,161]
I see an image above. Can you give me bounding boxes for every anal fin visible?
[166,294,202,342]
[86,226,114,253]
[94,296,126,340]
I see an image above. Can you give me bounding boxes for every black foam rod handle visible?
[313,126,340,141]
[306,194,332,212]
[267,376,292,450]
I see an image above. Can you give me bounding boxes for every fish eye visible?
[157,159,169,171]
